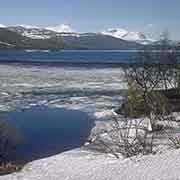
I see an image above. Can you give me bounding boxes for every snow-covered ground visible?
[1,147,180,180]
[0,64,179,180]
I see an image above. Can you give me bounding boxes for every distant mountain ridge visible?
[0,24,159,50]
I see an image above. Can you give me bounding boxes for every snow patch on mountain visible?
[0,24,6,28]
[45,24,74,33]
[16,24,40,29]
[0,41,14,47]
[21,29,52,39]
[102,28,128,39]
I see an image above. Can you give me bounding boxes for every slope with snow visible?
[1,147,180,180]
[7,24,80,39]
[101,28,155,44]
[7,26,55,39]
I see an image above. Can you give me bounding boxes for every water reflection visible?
[0,115,23,164]
[6,106,93,164]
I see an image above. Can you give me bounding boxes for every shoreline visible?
[1,136,180,180]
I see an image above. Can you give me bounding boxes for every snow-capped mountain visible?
[0,24,161,50]
[101,28,155,44]
[7,26,55,39]
[4,24,156,44]
[0,26,143,50]
[7,24,79,39]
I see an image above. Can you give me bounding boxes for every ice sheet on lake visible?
[0,64,126,114]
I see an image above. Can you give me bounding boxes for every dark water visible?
[5,106,93,164]
[0,50,136,64]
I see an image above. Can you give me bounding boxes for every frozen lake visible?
[0,63,126,163]
[0,64,125,113]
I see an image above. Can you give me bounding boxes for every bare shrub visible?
[164,114,180,149]
[120,80,170,132]
[120,32,180,131]
[91,113,154,158]
[91,33,180,158]
[168,135,180,149]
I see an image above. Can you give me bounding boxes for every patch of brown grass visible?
[0,163,23,176]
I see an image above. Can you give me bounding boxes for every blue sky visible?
[0,0,180,39]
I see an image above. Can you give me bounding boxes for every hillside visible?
[0,27,142,50]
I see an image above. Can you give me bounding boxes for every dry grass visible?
[0,162,23,176]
